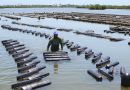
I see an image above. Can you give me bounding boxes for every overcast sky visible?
[0,0,130,5]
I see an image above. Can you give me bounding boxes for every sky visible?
[0,0,130,5]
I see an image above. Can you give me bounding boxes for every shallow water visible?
[0,14,130,90]
[1,8,130,15]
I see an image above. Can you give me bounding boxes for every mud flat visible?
[57,28,73,32]
[1,23,124,42]
[12,21,55,29]
[16,12,130,26]
[12,21,73,32]
[16,13,45,19]
[110,26,130,35]
[0,14,21,20]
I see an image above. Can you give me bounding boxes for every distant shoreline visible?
[0,4,130,10]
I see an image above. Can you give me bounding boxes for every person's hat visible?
[53,31,58,35]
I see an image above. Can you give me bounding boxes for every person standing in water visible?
[47,32,63,52]
[38,16,41,20]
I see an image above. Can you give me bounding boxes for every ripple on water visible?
[0,14,130,90]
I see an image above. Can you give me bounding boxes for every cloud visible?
[0,0,130,5]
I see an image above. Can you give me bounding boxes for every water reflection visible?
[128,42,130,46]
[1,12,130,90]
[1,8,130,15]
[53,63,59,74]
[121,86,130,90]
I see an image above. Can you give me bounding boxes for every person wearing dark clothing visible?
[47,32,63,52]
[38,16,40,20]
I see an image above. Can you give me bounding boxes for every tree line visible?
[77,4,130,9]
[0,4,130,9]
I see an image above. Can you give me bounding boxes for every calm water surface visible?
[0,8,130,15]
[0,10,130,90]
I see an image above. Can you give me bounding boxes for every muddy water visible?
[0,15,130,90]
